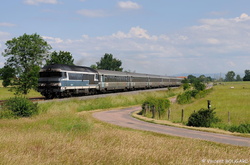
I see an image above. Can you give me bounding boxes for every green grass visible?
[169,82,250,127]
[0,87,42,100]
[0,90,249,164]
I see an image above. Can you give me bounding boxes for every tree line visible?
[224,70,250,82]
[0,33,123,95]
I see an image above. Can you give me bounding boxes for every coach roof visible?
[42,64,98,73]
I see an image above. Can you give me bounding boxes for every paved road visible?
[93,106,250,147]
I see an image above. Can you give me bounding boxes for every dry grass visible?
[0,102,249,165]
[0,87,249,164]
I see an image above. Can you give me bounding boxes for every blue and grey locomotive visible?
[38,64,182,99]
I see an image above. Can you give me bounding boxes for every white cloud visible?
[0,22,16,27]
[234,13,250,22]
[42,13,250,75]
[42,36,63,43]
[77,9,108,17]
[118,1,141,9]
[24,0,58,5]
[207,38,220,45]
[112,26,158,40]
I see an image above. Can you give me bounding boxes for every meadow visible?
[168,82,250,128]
[0,83,249,164]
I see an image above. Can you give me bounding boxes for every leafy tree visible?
[2,33,52,94]
[225,71,235,82]
[243,70,250,81]
[187,75,197,83]
[193,80,205,91]
[90,64,97,69]
[198,75,206,82]
[236,74,242,81]
[46,51,74,65]
[0,65,15,87]
[95,53,123,71]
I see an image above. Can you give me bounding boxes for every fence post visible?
[181,109,184,122]
[168,108,171,120]
[152,105,155,118]
[228,111,230,123]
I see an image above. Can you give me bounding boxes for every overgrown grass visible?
[76,89,178,112]
[0,87,249,164]
[0,99,249,164]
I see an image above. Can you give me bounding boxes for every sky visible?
[1,0,250,76]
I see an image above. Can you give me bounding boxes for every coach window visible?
[95,74,99,81]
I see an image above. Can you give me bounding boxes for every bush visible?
[228,124,250,133]
[141,97,170,119]
[187,108,220,127]
[1,96,38,118]
[177,91,192,104]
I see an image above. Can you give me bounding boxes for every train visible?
[38,64,183,99]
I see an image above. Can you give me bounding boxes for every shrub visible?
[141,97,170,119]
[228,124,250,133]
[187,108,220,127]
[193,80,206,91]
[1,96,38,118]
[177,91,192,104]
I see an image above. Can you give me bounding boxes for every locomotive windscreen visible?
[39,72,66,78]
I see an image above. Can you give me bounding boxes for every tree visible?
[0,66,15,87]
[224,71,235,82]
[2,33,52,94]
[236,74,242,81]
[187,75,197,84]
[193,79,205,91]
[243,70,250,81]
[198,75,206,82]
[46,51,74,65]
[95,53,123,71]
[90,64,97,69]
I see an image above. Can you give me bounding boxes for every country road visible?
[93,106,250,147]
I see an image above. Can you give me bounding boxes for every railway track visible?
[0,87,173,105]
[0,97,45,105]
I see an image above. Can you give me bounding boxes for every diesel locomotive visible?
[38,64,183,99]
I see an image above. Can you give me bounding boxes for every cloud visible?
[0,22,16,27]
[77,9,108,17]
[24,0,58,5]
[0,31,11,41]
[41,13,250,75]
[118,1,141,9]
[112,26,157,40]
[42,36,63,43]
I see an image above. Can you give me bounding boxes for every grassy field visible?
[0,86,42,100]
[0,84,249,164]
[0,97,249,164]
[168,82,250,128]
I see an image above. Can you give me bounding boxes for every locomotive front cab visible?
[38,68,67,99]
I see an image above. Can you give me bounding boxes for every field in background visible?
[169,82,250,127]
[0,87,42,100]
